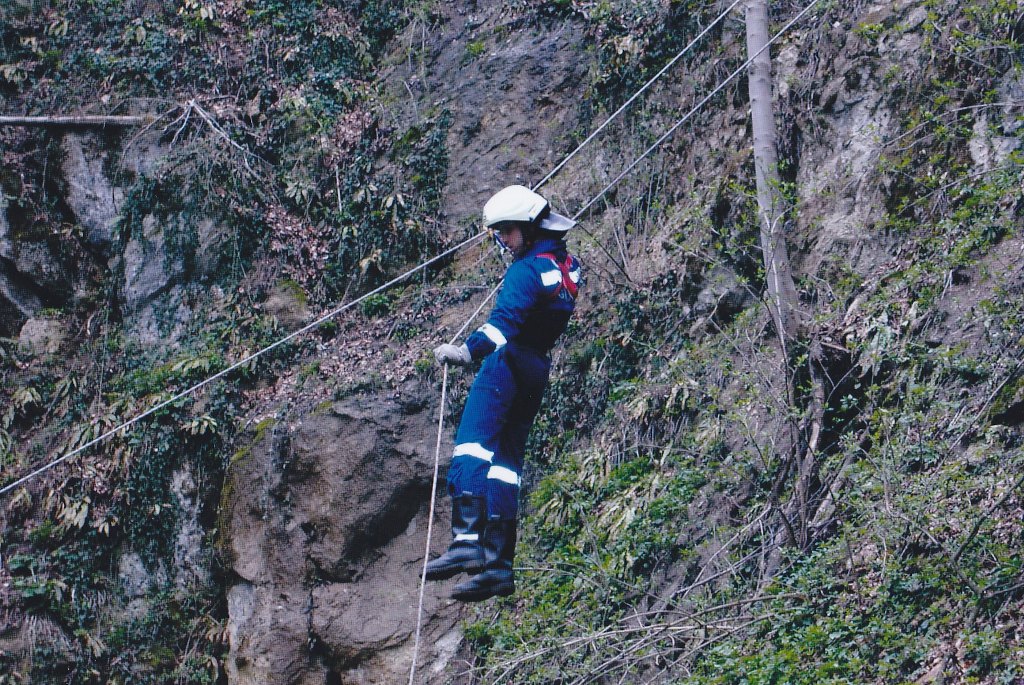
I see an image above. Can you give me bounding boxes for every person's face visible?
[497,224,529,256]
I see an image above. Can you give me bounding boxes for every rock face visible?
[117,213,194,346]
[0,204,43,335]
[61,129,232,346]
[219,393,464,684]
[0,128,217,343]
[116,209,230,345]
[386,5,591,224]
[62,132,125,257]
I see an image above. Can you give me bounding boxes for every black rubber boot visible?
[425,493,486,581]
[451,517,516,602]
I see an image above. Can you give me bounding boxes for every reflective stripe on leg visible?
[487,465,521,486]
[453,442,494,462]
[486,466,522,520]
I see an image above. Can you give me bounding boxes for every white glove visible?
[433,343,473,367]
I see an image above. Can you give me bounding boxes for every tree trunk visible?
[746,1,827,581]
[745,0,801,351]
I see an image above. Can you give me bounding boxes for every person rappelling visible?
[426,185,583,602]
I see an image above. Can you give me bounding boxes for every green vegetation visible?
[465,39,487,60]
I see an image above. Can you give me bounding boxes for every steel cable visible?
[0,232,485,497]
[1,0,737,499]
[531,0,743,192]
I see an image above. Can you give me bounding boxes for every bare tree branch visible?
[0,115,155,127]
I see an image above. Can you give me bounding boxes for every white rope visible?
[408,279,500,685]
[0,232,486,498]
[531,0,744,192]
[409,362,448,685]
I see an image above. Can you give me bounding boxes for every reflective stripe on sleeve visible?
[454,533,480,542]
[569,269,581,283]
[478,323,508,347]
[540,270,562,287]
[453,442,494,462]
[487,465,521,486]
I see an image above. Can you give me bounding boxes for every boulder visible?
[0,265,42,337]
[220,391,464,684]
[17,316,66,356]
[263,280,309,330]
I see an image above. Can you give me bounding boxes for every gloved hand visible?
[433,343,473,367]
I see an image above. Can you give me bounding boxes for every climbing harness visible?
[536,252,580,301]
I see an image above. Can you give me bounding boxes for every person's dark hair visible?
[531,205,551,229]
[535,227,566,242]
[518,205,554,244]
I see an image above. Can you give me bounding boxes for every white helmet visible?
[482,185,576,232]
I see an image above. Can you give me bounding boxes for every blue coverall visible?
[446,237,582,521]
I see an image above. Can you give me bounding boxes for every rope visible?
[2,0,742,501]
[0,232,486,498]
[409,363,448,685]
[408,280,501,685]
[531,0,744,192]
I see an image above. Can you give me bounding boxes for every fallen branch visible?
[0,115,155,127]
